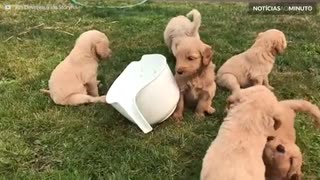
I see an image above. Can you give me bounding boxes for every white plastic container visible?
[106,54,180,133]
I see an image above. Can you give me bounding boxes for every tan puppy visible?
[228,96,320,180]
[201,86,282,180]
[164,9,201,55]
[164,9,216,120]
[41,30,112,105]
[263,100,320,180]
[264,137,302,180]
[216,29,287,94]
[171,37,216,120]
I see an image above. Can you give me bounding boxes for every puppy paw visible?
[206,107,216,114]
[195,112,205,120]
[172,112,183,121]
[98,95,106,103]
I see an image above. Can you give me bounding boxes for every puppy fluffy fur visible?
[201,86,282,180]
[41,30,112,105]
[227,93,320,180]
[164,9,201,55]
[263,100,320,180]
[172,38,216,120]
[216,29,287,93]
[164,9,216,120]
[264,138,302,180]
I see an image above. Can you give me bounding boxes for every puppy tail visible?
[40,89,50,96]
[186,9,201,36]
[280,100,320,128]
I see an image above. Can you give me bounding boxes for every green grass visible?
[0,1,320,179]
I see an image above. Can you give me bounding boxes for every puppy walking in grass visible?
[216,29,287,94]
[164,9,216,121]
[41,30,112,106]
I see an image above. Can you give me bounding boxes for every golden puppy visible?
[228,94,320,180]
[201,86,282,180]
[41,30,112,105]
[164,9,201,55]
[263,100,320,180]
[171,37,216,120]
[216,29,287,94]
[264,137,302,180]
[164,9,216,120]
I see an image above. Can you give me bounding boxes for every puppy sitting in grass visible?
[41,30,112,106]
[216,29,287,94]
[164,9,201,55]
[164,9,216,121]
[263,100,320,180]
[201,86,282,180]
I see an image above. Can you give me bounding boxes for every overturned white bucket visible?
[106,54,180,133]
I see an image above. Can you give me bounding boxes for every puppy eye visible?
[187,56,194,61]
[267,136,275,142]
[273,117,281,130]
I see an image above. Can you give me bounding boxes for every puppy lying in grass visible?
[263,100,320,180]
[41,30,112,105]
[201,86,282,180]
[264,137,302,180]
[164,9,216,121]
[227,93,320,180]
[216,29,287,94]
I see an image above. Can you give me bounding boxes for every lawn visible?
[0,0,320,179]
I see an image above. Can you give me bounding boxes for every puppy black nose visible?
[290,173,299,180]
[176,69,183,75]
[276,144,286,153]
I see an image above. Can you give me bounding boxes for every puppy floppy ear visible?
[201,44,213,66]
[274,33,287,54]
[94,40,111,60]
[288,156,303,180]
